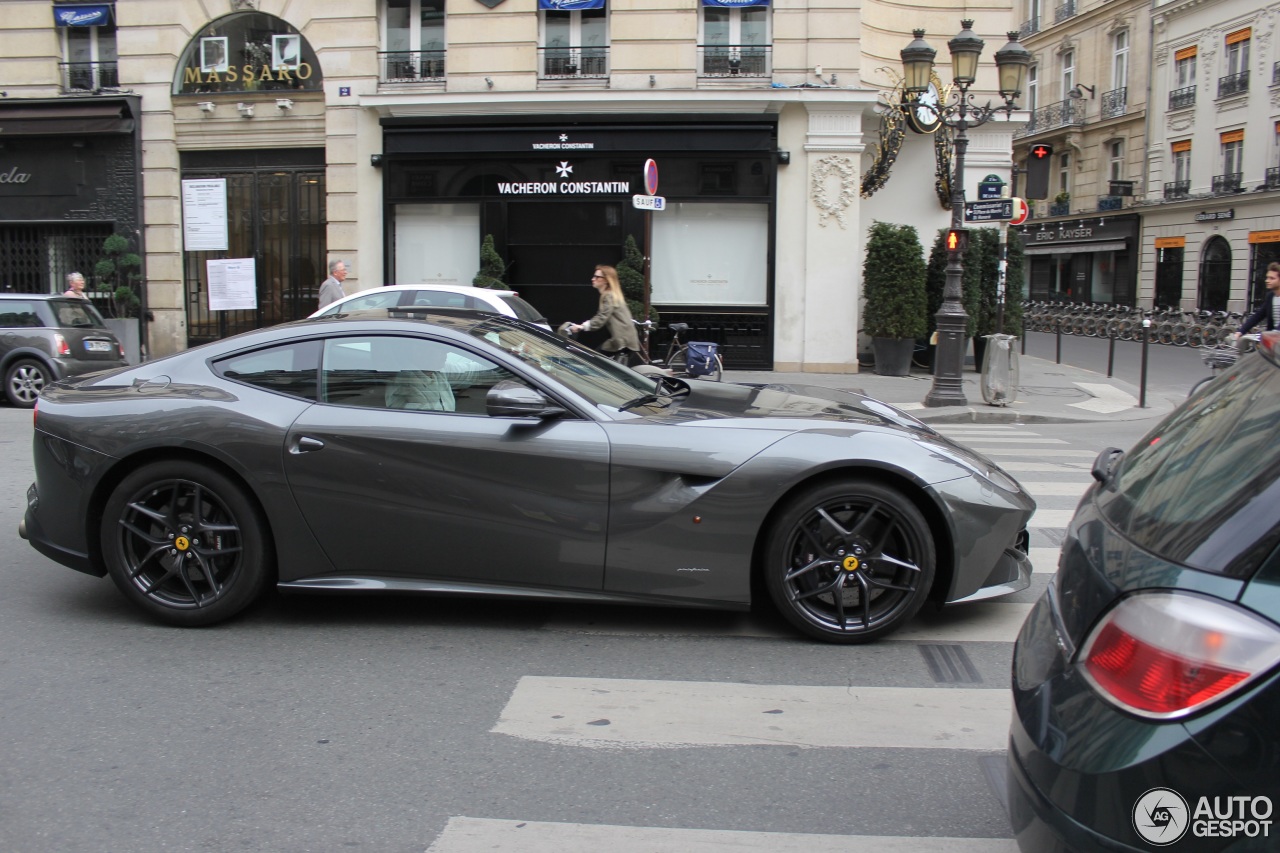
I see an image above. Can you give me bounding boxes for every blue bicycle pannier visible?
[685,341,719,376]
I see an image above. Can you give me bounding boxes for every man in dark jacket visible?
[1238,262,1280,335]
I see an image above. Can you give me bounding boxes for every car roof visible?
[0,293,67,300]
[337,284,519,298]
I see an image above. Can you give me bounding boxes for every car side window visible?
[325,291,402,315]
[0,302,42,328]
[320,335,528,415]
[213,340,320,400]
[408,290,472,310]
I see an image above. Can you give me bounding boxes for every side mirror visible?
[486,381,567,419]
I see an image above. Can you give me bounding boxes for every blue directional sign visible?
[964,199,1014,222]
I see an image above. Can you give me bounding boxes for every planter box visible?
[105,318,141,364]
[872,337,914,376]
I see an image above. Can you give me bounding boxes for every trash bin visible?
[980,333,1019,406]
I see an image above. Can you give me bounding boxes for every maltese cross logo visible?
[556,161,573,178]
[559,134,568,142]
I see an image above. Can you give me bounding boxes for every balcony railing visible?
[1055,0,1077,23]
[1164,180,1191,200]
[698,45,771,77]
[1013,97,1086,137]
[1212,173,1243,194]
[1048,201,1071,216]
[1018,17,1040,38]
[59,61,118,92]
[539,46,608,79]
[1097,196,1123,211]
[1267,167,1280,189]
[1100,87,1127,119]
[379,50,445,83]
[1274,62,1280,86]
[1218,71,1249,98]
[1169,85,1195,110]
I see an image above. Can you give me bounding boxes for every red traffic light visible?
[946,228,969,253]
[1031,144,1054,160]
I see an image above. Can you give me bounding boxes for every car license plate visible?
[85,340,112,352]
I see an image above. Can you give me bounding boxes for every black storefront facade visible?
[380,116,778,367]
[1017,214,1140,306]
[0,96,144,303]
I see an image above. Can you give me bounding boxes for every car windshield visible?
[499,294,546,323]
[1096,349,1280,577]
[469,320,654,410]
[52,299,107,329]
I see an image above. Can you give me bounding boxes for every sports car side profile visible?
[20,308,1034,642]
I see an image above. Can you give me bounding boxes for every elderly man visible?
[318,259,348,309]
[63,272,88,299]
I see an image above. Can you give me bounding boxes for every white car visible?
[310,284,550,330]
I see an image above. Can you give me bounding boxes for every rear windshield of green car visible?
[1096,350,1280,577]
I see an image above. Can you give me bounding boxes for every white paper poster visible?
[182,178,229,252]
[206,258,258,311]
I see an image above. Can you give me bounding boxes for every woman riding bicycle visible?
[567,265,641,365]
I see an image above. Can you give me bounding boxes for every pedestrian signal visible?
[946,228,969,253]
[1025,143,1054,200]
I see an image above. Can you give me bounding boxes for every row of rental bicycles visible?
[1023,301,1245,347]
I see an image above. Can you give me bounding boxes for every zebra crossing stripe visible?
[425,817,1020,852]
[997,461,1092,472]
[949,437,1069,444]
[980,448,1097,458]
[1030,547,1061,574]
[1031,509,1076,528]
[1017,481,1090,496]
[492,676,1011,751]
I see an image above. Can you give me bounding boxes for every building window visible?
[1061,49,1074,97]
[60,11,118,90]
[383,0,445,79]
[1109,140,1125,182]
[1175,47,1196,87]
[1058,152,1070,195]
[1225,31,1250,76]
[540,3,608,77]
[1173,144,1192,184]
[1112,30,1129,90]
[700,3,771,77]
[1027,64,1038,112]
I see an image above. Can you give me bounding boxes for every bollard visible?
[1139,315,1151,409]
[1055,317,1063,364]
[1107,332,1116,378]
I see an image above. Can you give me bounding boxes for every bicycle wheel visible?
[1171,324,1189,347]
[667,346,687,375]
[1187,326,1205,348]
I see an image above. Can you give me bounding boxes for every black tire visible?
[763,480,936,643]
[101,461,272,626]
[5,358,51,408]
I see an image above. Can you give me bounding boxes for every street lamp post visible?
[901,22,1030,407]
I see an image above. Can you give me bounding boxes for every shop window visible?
[393,204,481,288]
[56,2,117,91]
[173,11,322,95]
[653,203,768,306]
[383,0,445,81]
[700,2,771,77]
[540,2,608,78]
[1155,246,1184,309]
[1199,236,1231,312]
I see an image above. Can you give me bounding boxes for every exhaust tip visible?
[18,518,28,540]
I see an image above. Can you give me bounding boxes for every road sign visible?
[978,174,1006,200]
[644,159,659,196]
[1009,197,1029,226]
[964,199,1014,222]
[633,194,666,211]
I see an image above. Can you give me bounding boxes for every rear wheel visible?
[764,480,935,643]
[101,461,271,626]
[5,358,51,408]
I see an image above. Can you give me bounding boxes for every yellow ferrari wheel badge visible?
[174,536,190,551]
[842,556,860,572]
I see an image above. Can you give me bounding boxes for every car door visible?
[282,333,610,591]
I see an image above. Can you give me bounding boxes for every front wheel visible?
[5,358,51,408]
[763,480,936,643]
[101,461,272,626]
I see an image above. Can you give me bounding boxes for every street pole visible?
[924,96,971,408]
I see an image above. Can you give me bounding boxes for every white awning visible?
[1023,240,1128,256]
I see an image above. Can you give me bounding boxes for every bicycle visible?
[635,320,723,382]
[1189,334,1256,397]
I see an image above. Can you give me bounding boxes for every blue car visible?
[1008,333,1280,851]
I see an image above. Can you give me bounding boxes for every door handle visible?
[290,436,325,454]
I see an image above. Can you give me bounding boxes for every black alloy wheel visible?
[4,358,51,408]
[765,480,935,643]
[101,461,271,626]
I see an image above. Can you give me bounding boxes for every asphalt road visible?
[0,401,1154,852]
[1020,328,1221,400]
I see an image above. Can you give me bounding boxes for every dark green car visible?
[1009,333,1280,851]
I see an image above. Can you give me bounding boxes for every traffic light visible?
[945,228,969,254]
[1025,143,1054,200]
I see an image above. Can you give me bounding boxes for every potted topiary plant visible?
[862,221,927,376]
[616,234,658,324]
[472,234,509,289]
[94,233,143,362]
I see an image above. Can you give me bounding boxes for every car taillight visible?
[54,333,71,356]
[1080,592,1280,719]
[118,342,125,358]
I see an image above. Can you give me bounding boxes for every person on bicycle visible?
[567,265,641,364]
[1236,262,1280,338]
